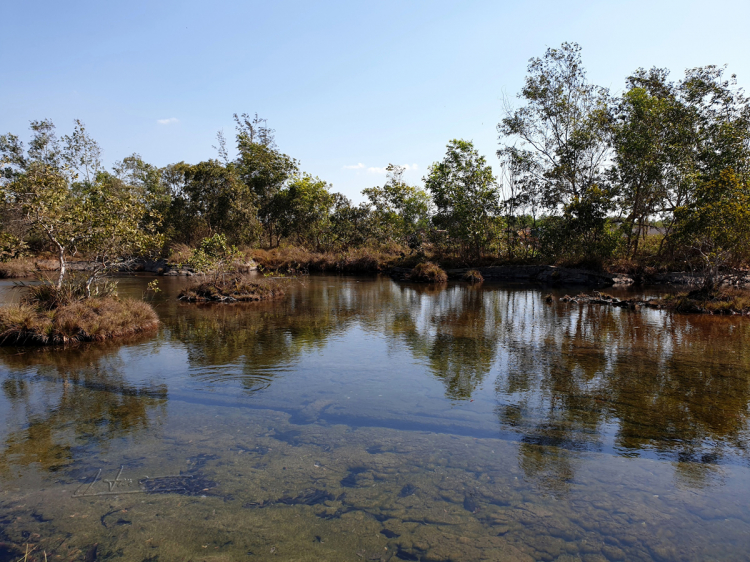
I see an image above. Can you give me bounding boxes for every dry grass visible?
[178,275,286,302]
[661,287,750,315]
[251,246,403,274]
[0,258,38,278]
[408,262,448,283]
[166,243,194,265]
[462,269,484,283]
[0,297,159,345]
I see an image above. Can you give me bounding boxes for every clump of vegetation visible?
[661,288,750,315]
[178,275,285,302]
[252,246,402,274]
[408,262,448,283]
[462,269,484,283]
[0,292,158,345]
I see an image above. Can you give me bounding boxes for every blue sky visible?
[2,0,749,202]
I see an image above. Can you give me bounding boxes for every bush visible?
[408,262,448,283]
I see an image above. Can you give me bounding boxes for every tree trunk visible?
[54,241,66,289]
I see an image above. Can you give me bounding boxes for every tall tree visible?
[425,140,500,258]
[233,113,298,247]
[498,42,611,212]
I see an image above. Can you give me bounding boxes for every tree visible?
[362,164,431,248]
[171,160,259,246]
[233,113,298,247]
[326,194,373,250]
[424,140,500,258]
[498,42,611,213]
[672,169,750,290]
[0,120,162,294]
[274,174,334,249]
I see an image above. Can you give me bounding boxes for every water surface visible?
[1,275,749,561]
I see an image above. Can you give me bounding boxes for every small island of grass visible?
[0,289,159,345]
[178,275,285,303]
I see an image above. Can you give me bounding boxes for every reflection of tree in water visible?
[383,284,500,401]
[166,279,394,393]
[0,341,166,476]
[495,303,750,491]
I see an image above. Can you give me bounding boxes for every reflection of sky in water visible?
[1,275,750,560]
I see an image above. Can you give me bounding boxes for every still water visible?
[1,275,749,561]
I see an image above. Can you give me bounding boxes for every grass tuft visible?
[408,262,448,283]
[0,297,159,345]
[462,269,484,284]
[178,275,286,302]
[661,287,750,314]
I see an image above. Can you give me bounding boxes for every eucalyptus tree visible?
[498,43,612,214]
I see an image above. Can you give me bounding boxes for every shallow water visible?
[1,275,749,561]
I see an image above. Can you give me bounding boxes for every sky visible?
[2,0,750,202]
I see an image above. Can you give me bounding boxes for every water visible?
[1,275,749,561]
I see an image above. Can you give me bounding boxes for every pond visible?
[1,275,749,561]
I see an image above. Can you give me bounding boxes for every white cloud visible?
[157,117,179,125]
[367,166,387,174]
[343,163,365,170]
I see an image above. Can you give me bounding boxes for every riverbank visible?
[552,288,750,315]
[3,252,749,289]
[0,297,159,345]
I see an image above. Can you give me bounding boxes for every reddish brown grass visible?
[178,275,286,302]
[251,246,403,274]
[0,297,159,345]
[408,262,448,283]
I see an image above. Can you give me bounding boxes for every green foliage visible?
[363,164,430,249]
[498,42,611,212]
[425,140,500,258]
[673,169,750,288]
[189,233,242,276]
[274,173,334,249]
[233,113,299,247]
[0,233,27,261]
[0,120,163,294]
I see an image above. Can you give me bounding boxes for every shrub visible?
[408,262,448,283]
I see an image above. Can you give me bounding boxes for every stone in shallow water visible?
[399,484,417,497]
[463,491,480,513]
